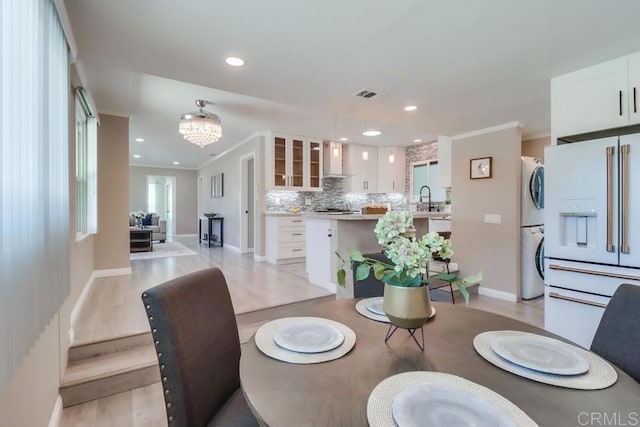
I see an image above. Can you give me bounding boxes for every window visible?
[75,88,97,237]
[411,160,446,202]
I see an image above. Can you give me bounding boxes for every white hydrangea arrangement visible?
[373,211,452,279]
[336,211,481,303]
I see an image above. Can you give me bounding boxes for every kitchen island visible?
[304,211,449,298]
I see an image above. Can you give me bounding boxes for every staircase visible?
[59,294,337,408]
[60,332,159,407]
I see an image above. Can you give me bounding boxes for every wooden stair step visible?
[60,343,159,407]
[69,331,153,362]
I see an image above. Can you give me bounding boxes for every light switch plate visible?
[484,214,502,224]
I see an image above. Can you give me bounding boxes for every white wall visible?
[522,136,550,161]
[198,135,265,255]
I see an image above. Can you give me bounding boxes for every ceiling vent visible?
[354,89,378,99]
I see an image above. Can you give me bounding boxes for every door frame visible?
[240,152,256,253]
[146,175,176,239]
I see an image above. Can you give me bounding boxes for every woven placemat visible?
[367,371,538,427]
[474,330,618,390]
[355,297,436,323]
[255,317,356,364]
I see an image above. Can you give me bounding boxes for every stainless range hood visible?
[323,141,347,178]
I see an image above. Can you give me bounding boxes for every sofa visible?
[129,213,166,242]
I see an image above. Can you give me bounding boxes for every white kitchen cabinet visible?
[437,136,452,188]
[307,138,323,190]
[343,144,378,193]
[628,53,640,125]
[265,133,323,191]
[551,51,640,141]
[376,146,405,193]
[265,215,306,264]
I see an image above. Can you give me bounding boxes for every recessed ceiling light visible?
[225,56,245,67]
[413,138,422,143]
[173,161,180,165]
[362,130,381,137]
[133,154,141,158]
[339,137,348,141]
[135,138,144,142]
[404,105,418,112]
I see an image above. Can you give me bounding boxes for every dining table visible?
[239,298,640,426]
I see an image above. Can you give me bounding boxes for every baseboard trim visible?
[93,267,132,278]
[223,244,241,252]
[254,254,266,262]
[48,395,63,427]
[70,271,97,340]
[478,286,517,302]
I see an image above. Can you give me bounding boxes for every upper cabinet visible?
[343,144,378,193]
[551,52,640,141]
[266,133,323,191]
[377,146,406,193]
[307,138,323,190]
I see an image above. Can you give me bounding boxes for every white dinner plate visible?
[273,321,345,353]
[391,383,516,427]
[490,334,589,375]
[365,298,385,315]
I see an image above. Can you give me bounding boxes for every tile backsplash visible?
[265,177,409,212]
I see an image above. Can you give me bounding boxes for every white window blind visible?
[0,0,70,391]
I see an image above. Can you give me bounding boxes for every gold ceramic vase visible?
[382,283,432,329]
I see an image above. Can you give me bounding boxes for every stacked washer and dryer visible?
[521,157,545,299]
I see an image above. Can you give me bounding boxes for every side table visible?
[130,228,153,252]
[199,216,224,248]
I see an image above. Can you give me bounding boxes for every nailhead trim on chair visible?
[143,293,175,424]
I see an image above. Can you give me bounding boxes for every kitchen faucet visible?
[419,185,432,212]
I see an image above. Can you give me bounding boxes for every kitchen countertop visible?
[303,211,450,220]
[264,212,303,216]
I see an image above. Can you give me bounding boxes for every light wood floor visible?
[60,236,544,426]
[73,235,333,345]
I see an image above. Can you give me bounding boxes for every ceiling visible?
[64,0,640,169]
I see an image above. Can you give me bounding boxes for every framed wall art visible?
[470,157,492,179]
[212,173,224,197]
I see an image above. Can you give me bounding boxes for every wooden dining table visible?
[239,299,640,426]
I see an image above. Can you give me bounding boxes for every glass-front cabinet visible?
[307,138,322,190]
[267,133,323,191]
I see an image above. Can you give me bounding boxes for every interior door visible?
[165,179,175,238]
[544,137,618,265]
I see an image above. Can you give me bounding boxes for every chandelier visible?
[178,99,222,147]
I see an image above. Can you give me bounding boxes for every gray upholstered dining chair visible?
[141,267,257,426]
[352,252,389,298]
[590,284,640,382]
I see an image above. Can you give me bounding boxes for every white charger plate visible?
[365,298,385,315]
[273,320,345,353]
[367,371,538,427]
[391,383,516,427]
[490,334,589,375]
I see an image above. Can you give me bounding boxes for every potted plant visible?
[336,211,481,329]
